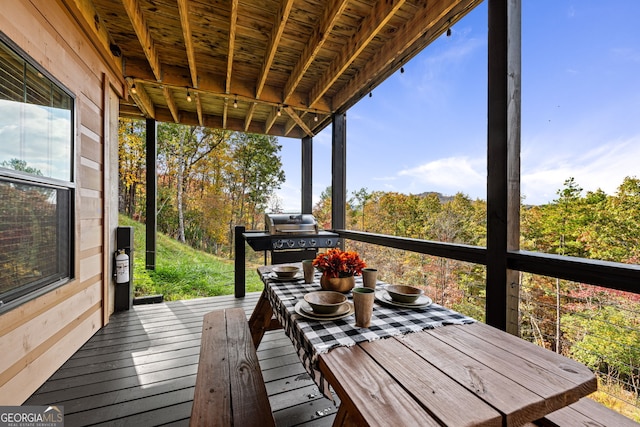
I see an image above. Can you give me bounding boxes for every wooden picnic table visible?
[319,321,596,426]
[249,264,597,426]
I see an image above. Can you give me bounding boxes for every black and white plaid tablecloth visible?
[261,270,476,399]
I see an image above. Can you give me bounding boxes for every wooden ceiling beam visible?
[125,77,155,118]
[244,102,257,132]
[163,86,179,123]
[282,0,349,104]
[222,98,229,129]
[308,0,406,108]
[151,107,306,138]
[226,0,238,94]
[121,0,163,82]
[195,92,204,126]
[177,0,198,88]
[124,59,332,113]
[283,106,313,137]
[256,0,294,99]
[332,0,480,110]
[265,107,279,134]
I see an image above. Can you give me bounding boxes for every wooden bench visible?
[531,397,640,426]
[190,308,275,427]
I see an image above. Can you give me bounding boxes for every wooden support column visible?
[486,0,514,331]
[301,136,313,214]
[506,0,522,336]
[145,118,157,270]
[234,226,246,298]
[331,113,347,246]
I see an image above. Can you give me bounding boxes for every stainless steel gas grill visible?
[244,214,339,264]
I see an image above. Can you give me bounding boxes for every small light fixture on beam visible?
[233,96,238,108]
[277,104,282,116]
[446,19,452,37]
[186,88,192,102]
[369,92,372,98]
[314,110,318,122]
[400,67,404,74]
[130,83,137,95]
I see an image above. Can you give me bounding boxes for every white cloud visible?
[272,181,301,212]
[522,134,640,204]
[398,156,485,196]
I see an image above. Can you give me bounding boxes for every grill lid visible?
[265,213,318,234]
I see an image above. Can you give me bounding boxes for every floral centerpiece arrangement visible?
[313,248,366,293]
[313,248,366,278]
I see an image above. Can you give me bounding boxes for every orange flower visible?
[312,248,366,278]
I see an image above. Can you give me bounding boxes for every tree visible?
[0,158,42,175]
[158,124,227,242]
[118,119,146,218]
[563,305,640,385]
[313,186,333,229]
[225,133,285,255]
[350,188,371,230]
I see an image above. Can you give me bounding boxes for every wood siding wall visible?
[0,0,123,404]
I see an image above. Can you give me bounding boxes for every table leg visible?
[248,290,280,347]
[332,404,361,427]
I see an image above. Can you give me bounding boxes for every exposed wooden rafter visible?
[177,0,198,88]
[125,77,155,118]
[282,0,349,104]
[283,106,313,137]
[244,102,258,132]
[121,0,162,82]
[195,93,203,126]
[308,0,406,108]
[89,0,481,138]
[164,86,179,123]
[226,0,238,94]
[265,106,279,134]
[255,0,294,99]
[124,58,332,114]
[222,98,229,129]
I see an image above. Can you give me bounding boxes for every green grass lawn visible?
[118,215,264,301]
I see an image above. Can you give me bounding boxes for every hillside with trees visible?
[119,118,284,260]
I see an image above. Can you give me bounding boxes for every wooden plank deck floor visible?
[25,292,339,426]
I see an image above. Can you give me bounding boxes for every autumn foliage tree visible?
[118,119,284,256]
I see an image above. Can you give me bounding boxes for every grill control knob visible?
[298,240,306,247]
[287,240,295,248]
[274,240,284,249]
[309,239,317,246]
[326,239,333,246]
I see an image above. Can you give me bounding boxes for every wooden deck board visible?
[25,292,337,426]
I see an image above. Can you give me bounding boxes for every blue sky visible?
[274,1,640,212]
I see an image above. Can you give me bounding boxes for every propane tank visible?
[115,249,130,284]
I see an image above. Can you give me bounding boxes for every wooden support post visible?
[302,136,313,214]
[234,225,246,298]
[145,118,157,270]
[506,0,522,336]
[331,112,347,248]
[486,0,521,333]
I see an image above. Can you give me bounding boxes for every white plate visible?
[268,272,303,281]
[294,300,354,321]
[375,290,432,308]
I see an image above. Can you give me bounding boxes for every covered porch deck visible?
[25,293,338,426]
